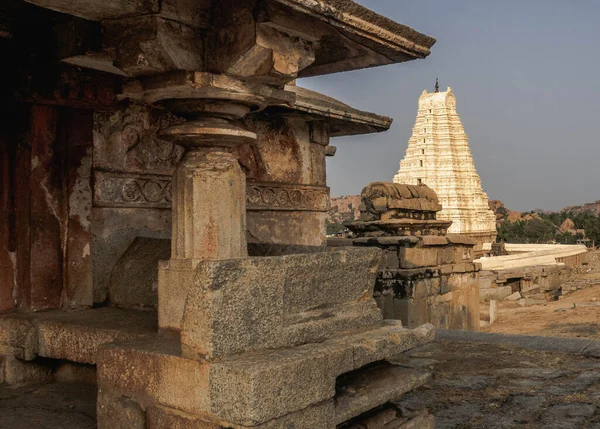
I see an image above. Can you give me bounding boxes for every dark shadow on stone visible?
[248,243,325,256]
[108,237,170,309]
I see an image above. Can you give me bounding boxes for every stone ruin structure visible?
[478,243,587,319]
[0,0,441,427]
[341,182,481,331]
[394,86,497,252]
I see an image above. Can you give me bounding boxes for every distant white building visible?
[394,85,497,249]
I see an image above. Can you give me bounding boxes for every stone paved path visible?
[395,340,600,428]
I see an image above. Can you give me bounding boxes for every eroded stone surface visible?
[180,248,382,360]
[108,237,170,309]
[0,307,157,364]
[396,340,600,428]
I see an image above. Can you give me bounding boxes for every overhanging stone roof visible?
[272,85,392,137]
[18,0,436,78]
[275,0,437,77]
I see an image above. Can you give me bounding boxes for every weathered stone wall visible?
[350,235,481,330]
[0,103,331,311]
[0,109,19,313]
[557,253,585,267]
[243,116,329,246]
[91,104,180,305]
[0,105,94,312]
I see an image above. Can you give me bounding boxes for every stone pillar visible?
[164,118,252,261]
[152,89,261,331]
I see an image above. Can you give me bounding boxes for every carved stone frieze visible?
[93,171,329,212]
[94,171,172,208]
[246,182,329,212]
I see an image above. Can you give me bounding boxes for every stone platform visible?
[0,308,436,428]
[0,249,440,428]
[98,322,435,427]
[0,307,157,364]
[6,335,600,428]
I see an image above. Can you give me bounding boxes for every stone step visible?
[0,307,157,364]
[334,362,431,424]
[98,322,435,427]
[342,407,435,429]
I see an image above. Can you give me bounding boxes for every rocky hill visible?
[490,198,600,221]
[327,195,361,234]
[328,195,361,223]
[561,201,600,216]
[488,200,540,226]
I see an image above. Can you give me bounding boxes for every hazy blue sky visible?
[301,0,600,212]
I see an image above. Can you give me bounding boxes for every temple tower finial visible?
[434,77,439,93]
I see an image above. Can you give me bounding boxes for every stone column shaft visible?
[171,150,246,261]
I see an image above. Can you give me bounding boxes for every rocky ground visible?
[397,340,600,429]
[0,382,96,428]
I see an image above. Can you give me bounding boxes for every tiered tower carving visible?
[394,86,497,249]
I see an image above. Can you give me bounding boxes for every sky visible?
[300,0,600,212]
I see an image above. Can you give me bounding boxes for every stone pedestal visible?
[346,182,481,330]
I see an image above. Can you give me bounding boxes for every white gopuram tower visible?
[394,82,497,249]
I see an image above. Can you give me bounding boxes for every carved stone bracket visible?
[93,171,329,212]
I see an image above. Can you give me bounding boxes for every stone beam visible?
[52,16,128,76]
[14,65,122,110]
[103,16,204,76]
[24,0,212,24]
[17,0,435,82]
[23,0,159,21]
[207,1,316,85]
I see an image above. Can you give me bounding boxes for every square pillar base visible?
[158,259,199,331]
